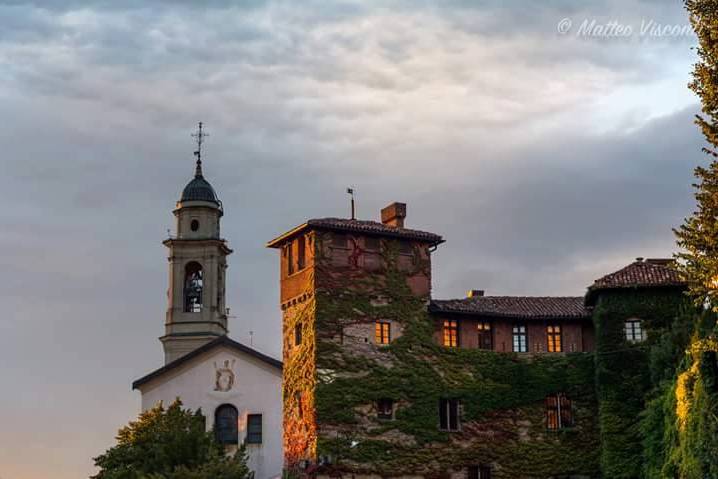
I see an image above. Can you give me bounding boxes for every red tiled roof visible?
[267,217,444,247]
[589,259,684,291]
[429,296,589,319]
[584,258,685,305]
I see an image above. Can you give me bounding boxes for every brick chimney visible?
[381,202,407,228]
[467,290,484,298]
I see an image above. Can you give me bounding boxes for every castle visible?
[267,202,686,479]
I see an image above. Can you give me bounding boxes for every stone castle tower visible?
[266,203,443,466]
[160,151,233,364]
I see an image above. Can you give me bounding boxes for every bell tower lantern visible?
[161,123,233,364]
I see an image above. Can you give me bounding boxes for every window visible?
[246,414,262,444]
[439,398,460,431]
[190,219,200,231]
[297,236,306,271]
[477,322,492,350]
[375,321,391,345]
[625,319,645,342]
[468,465,492,479]
[332,234,348,248]
[399,241,413,254]
[184,262,203,312]
[547,325,562,352]
[294,323,302,346]
[377,398,394,419]
[365,237,381,251]
[287,243,294,275]
[215,404,238,444]
[443,320,459,347]
[512,324,527,352]
[546,393,573,430]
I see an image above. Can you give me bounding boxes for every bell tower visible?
[161,123,233,364]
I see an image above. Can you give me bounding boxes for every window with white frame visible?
[624,318,645,342]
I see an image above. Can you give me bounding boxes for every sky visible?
[0,1,705,478]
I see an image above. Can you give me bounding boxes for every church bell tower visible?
[161,123,233,364]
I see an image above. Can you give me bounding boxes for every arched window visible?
[215,404,238,445]
[184,262,203,313]
[625,318,645,343]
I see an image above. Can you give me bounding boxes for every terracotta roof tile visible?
[589,259,684,291]
[267,217,444,247]
[429,296,589,319]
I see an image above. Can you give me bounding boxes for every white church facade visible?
[132,130,283,479]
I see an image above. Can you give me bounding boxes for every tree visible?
[676,0,718,308]
[92,399,250,479]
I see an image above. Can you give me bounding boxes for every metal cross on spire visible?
[191,121,209,177]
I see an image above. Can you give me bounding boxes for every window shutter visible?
[449,399,459,430]
[439,399,448,430]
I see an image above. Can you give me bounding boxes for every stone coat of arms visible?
[213,359,236,392]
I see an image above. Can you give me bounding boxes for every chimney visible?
[381,202,407,228]
[467,290,484,298]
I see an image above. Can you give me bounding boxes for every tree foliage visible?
[92,399,250,479]
[676,0,718,307]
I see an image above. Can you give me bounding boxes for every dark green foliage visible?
[312,240,600,478]
[593,289,687,479]
[92,399,250,479]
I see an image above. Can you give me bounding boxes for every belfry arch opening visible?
[184,261,203,312]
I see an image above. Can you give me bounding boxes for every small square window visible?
[546,393,573,430]
[377,398,394,419]
[332,234,349,248]
[625,319,645,342]
[365,237,381,251]
[468,465,492,479]
[439,398,460,431]
[399,241,413,254]
[375,321,391,345]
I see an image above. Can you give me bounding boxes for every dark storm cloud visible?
[0,1,700,478]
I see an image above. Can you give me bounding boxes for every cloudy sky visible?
[0,1,704,477]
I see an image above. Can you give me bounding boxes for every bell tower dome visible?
[160,123,233,364]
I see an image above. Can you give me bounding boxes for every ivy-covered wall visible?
[591,289,687,479]
[291,232,602,478]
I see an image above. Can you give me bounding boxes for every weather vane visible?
[191,122,209,175]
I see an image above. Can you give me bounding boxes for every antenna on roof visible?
[347,187,356,220]
[191,121,209,177]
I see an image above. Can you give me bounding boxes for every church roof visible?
[180,160,220,205]
[266,218,444,248]
[132,336,282,390]
[429,296,589,320]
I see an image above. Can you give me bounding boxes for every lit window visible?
[546,393,573,430]
[375,321,391,345]
[625,319,645,342]
[215,404,238,444]
[547,325,562,352]
[246,414,262,444]
[377,398,394,419]
[512,324,527,352]
[468,465,492,479]
[443,320,458,347]
[477,322,492,350]
[439,398,460,431]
